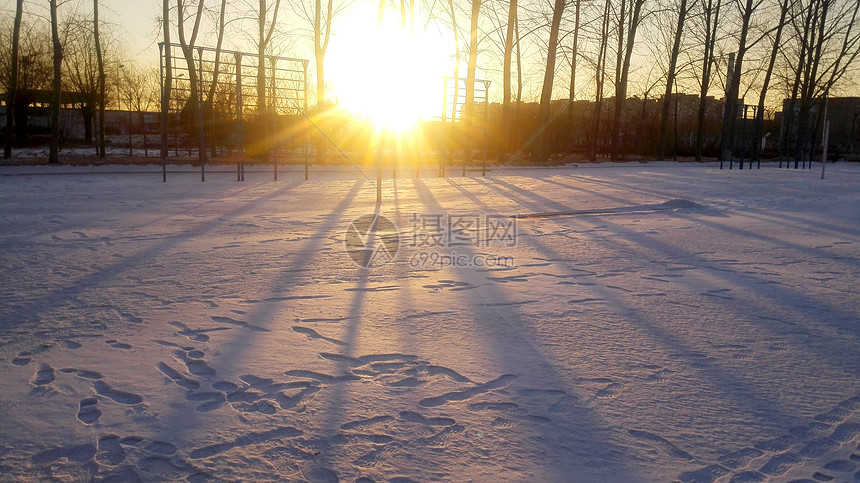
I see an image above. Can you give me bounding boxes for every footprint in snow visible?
[76,397,101,424]
[628,429,694,461]
[30,363,55,386]
[93,381,143,405]
[55,340,81,350]
[96,435,127,466]
[172,349,216,379]
[418,374,517,408]
[11,351,32,366]
[104,339,132,350]
[595,382,624,398]
[144,441,177,455]
[156,361,200,390]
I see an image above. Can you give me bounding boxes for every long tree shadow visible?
[480,179,857,410]
[402,177,645,480]
[109,178,378,480]
[2,179,307,331]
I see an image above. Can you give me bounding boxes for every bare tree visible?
[62,8,101,145]
[121,64,160,155]
[49,0,63,164]
[256,0,281,113]
[592,0,612,161]
[656,0,691,160]
[161,0,172,162]
[313,0,333,107]
[695,0,722,160]
[752,0,791,162]
[464,0,481,164]
[567,0,582,130]
[4,0,23,158]
[94,0,106,157]
[203,0,226,157]
[610,0,646,161]
[447,0,461,116]
[175,0,206,161]
[783,0,860,163]
[502,0,517,155]
[205,0,226,111]
[176,0,205,111]
[718,0,766,161]
[536,0,567,162]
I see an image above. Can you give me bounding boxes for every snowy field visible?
[1,162,859,482]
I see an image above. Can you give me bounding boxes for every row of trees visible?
[520,0,860,162]
[2,0,859,163]
[1,0,160,161]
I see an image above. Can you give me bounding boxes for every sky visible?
[3,0,858,115]
[109,1,161,63]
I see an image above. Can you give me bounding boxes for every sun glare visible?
[329,19,450,132]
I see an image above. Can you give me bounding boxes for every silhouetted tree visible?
[49,0,63,164]
[3,0,23,158]
[535,0,566,162]
[94,0,105,157]
[656,0,690,160]
[695,0,722,160]
[610,0,646,160]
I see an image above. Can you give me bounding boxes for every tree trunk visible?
[206,0,227,156]
[4,0,23,158]
[592,0,611,162]
[657,0,688,160]
[177,0,206,162]
[515,15,522,106]
[696,0,721,161]
[719,0,754,161]
[315,0,332,162]
[82,106,94,143]
[567,0,581,137]
[502,0,517,157]
[258,0,267,113]
[464,0,480,166]
[94,0,106,157]
[161,0,172,162]
[793,0,826,165]
[754,0,789,162]
[447,0,460,122]
[535,0,566,162]
[49,0,62,164]
[610,0,645,161]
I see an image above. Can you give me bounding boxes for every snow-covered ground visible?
[1,162,858,482]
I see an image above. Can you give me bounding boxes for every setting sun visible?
[328,18,451,132]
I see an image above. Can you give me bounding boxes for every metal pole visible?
[673,88,678,161]
[757,107,762,169]
[729,103,737,169]
[739,105,746,170]
[483,80,489,177]
[821,120,829,179]
[304,60,309,181]
[159,42,168,182]
[461,79,466,177]
[377,132,382,203]
[197,48,205,182]
[270,57,277,182]
[236,53,244,181]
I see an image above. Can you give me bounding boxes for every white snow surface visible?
[1,162,859,482]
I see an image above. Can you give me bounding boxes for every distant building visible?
[776,97,860,159]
